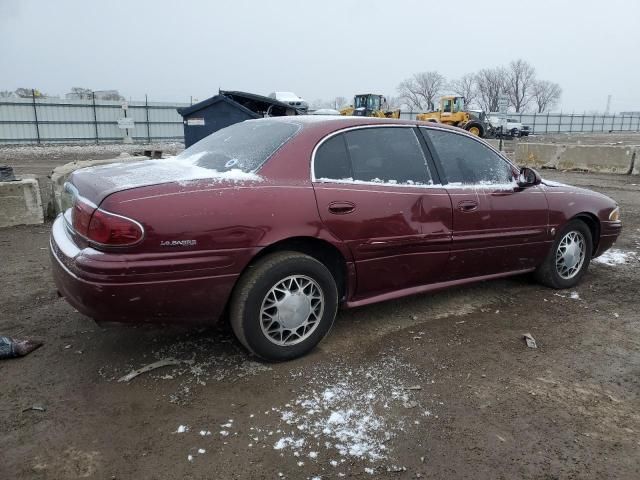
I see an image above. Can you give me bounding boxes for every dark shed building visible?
[177,91,301,148]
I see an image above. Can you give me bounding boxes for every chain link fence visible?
[2,96,640,145]
[0,95,189,145]
[398,111,640,135]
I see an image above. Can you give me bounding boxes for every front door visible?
[312,126,452,298]
[422,127,549,279]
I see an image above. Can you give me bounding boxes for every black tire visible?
[534,219,593,289]
[464,121,485,137]
[229,251,338,361]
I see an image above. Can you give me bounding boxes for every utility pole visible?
[605,95,612,115]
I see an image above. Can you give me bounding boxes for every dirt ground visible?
[0,143,184,178]
[1,170,639,480]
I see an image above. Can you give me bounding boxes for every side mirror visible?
[517,167,541,187]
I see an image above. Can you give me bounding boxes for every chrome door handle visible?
[328,201,356,215]
[457,200,478,212]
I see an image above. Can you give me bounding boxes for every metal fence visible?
[0,96,189,144]
[2,96,640,145]
[398,111,640,135]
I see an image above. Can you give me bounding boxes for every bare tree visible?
[475,67,507,112]
[333,96,348,109]
[531,80,562,113]
[0,90,15,98]
[69,87,94,99]
[505,59,536,112]
[99,90,125,101]
[449,73,478,108]
[15,88,46,98]
[397,71,446,111]
[385,95,402,110]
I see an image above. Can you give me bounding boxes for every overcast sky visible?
[1,0,639,112]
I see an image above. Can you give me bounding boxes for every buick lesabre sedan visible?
[50,117,622,361]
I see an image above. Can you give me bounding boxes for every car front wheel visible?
[534,219,593,289]
[230,251,338,361]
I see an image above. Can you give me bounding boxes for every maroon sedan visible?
[50,117,622,360]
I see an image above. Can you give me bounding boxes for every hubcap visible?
[260,275,324,346]
[555,231,586,279]
[469,126,480,136]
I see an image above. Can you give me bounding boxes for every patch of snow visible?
[219,430,229,436]
[542,179,570,187]
[274,437,305,450]
[316,177,438,188]
[175,425,188,433]
[266,356,426,463]
[198,448,206,454]
[187,454,193,462]
[365,467,375,474]
[593,248,637,266]
[570,291,580,300]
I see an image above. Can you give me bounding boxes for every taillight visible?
[71,198,95,237]
[69,196,143,247]
[87,209,144,246]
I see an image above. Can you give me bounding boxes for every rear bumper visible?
[49,215,245,324]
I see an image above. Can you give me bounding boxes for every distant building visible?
[65,89,124,100]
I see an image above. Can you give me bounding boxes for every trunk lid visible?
[68,156,261,206]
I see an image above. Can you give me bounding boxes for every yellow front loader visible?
[340,94,400,119]
[417,96,486,137]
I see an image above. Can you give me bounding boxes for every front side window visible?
[425,129,514,185]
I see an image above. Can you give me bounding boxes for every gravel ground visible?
[0,171,639,479]
[0,142,184,178]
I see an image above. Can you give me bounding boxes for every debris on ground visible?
[523,333,538,349]
[118,357,195,382]
[22,405,46,412]
[0,335,43,359]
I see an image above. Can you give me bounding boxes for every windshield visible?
[176,120,301,172]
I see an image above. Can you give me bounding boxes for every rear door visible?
[312,126,452,299]
[422,127,549,278]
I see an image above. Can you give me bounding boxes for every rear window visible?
[176,119,301,172]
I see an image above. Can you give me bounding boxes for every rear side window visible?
[314,134,352,180]
[345,128,431,185]
[425,129,513,185]
[176,119,300,172]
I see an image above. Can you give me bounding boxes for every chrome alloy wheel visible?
[555,231,586,279]
[259,275,324,346]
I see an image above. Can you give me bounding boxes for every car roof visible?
[259,114,465,134]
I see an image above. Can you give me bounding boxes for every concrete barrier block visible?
[516,143,637,174]
[0,177,44,228]
[50,156,141,214]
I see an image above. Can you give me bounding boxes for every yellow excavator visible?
[417,96,487,137]
[340,94,400,118]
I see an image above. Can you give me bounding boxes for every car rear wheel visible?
[229,251,338,361]
[534,220,593,289]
